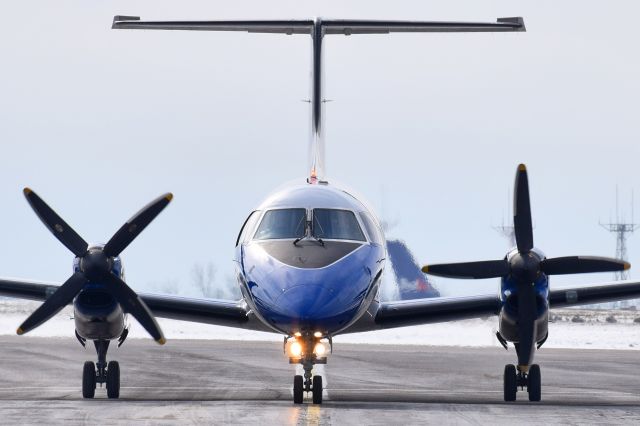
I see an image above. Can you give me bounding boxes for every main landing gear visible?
[287,333,329,404]
[82,340,120,399]
[503,364,541,402]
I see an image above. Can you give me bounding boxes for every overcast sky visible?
[2,1,639,298]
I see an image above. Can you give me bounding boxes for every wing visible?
[345,280,640,333]
[548,280,640,308]
[0,277,273,332]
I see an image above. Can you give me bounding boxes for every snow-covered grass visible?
[2,299,640,350]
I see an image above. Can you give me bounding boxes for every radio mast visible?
[600,188,637,308]
[600,188,637,281]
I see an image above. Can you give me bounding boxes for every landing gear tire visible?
[527,364,541,402]
[503,364,517,402]
[82,361,96,399]
[106,361,120,399]
[293,375,304,404]
[312,375,323,404]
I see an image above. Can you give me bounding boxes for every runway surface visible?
[0,336,639,424]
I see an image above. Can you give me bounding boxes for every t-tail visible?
[112,16,525,183]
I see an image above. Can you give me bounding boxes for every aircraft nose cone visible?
[275,284,336,320]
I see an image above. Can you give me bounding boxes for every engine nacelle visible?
[74,289,125,340]
[498,307,548,344]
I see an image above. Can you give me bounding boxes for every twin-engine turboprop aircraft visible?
[2,15,640,404]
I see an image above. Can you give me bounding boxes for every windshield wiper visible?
[293,235,324,247]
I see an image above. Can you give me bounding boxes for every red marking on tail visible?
[416,277,429,292]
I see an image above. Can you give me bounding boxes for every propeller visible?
[17,188,173,345]
[421,164,629,281]
[421,164,629,365]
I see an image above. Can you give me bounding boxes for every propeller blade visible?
[513,164,534,252]
[102,273,165,344]
[23,188,89,257]
[17,272,88,335]
[516,281,537,367]
[103,193,173,258]
[422,259,509,279]
[541,256,630,275]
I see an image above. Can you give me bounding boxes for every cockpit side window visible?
[254,208,307,240]
[236,210,260,246]
[359,212,384,245]
[312,209,366,241]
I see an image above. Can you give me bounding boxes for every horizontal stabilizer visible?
[112,18,314,34]
[112,17,525,34]
[323,18,525,34]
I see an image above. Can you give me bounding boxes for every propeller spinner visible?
[17,188,173,344]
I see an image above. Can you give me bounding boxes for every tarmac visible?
[0,336,639,424]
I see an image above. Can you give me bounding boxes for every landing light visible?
[314,342,326,356]
[313,331,323,338]
[289,341,302,357]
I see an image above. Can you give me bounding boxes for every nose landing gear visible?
[287,334,327,404]
[503,363,541,402]
[82,339,120,399]
[292,360,324,404]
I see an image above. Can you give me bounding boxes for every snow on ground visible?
[2,299,640,350]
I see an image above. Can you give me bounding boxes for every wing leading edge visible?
[355,280,640,332]
[0,277,273,332]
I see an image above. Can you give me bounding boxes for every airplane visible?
[386,239,440,300]
[2,15,640,404]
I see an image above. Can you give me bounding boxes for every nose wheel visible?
[503,363,541,402]
[293,375,303,404]
[293,374,323,404]
[312,375,323,404]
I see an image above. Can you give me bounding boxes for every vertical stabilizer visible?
[112,16,525,184]
[308,18,326,183]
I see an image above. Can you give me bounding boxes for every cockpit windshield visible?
[313,209,366,241]
[254,208,306,240]
[253,208,366,242]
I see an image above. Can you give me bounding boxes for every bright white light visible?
[314,342,326,356]
[290,341,302,357]
[294,332,302,337]
[313,331,323,338]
